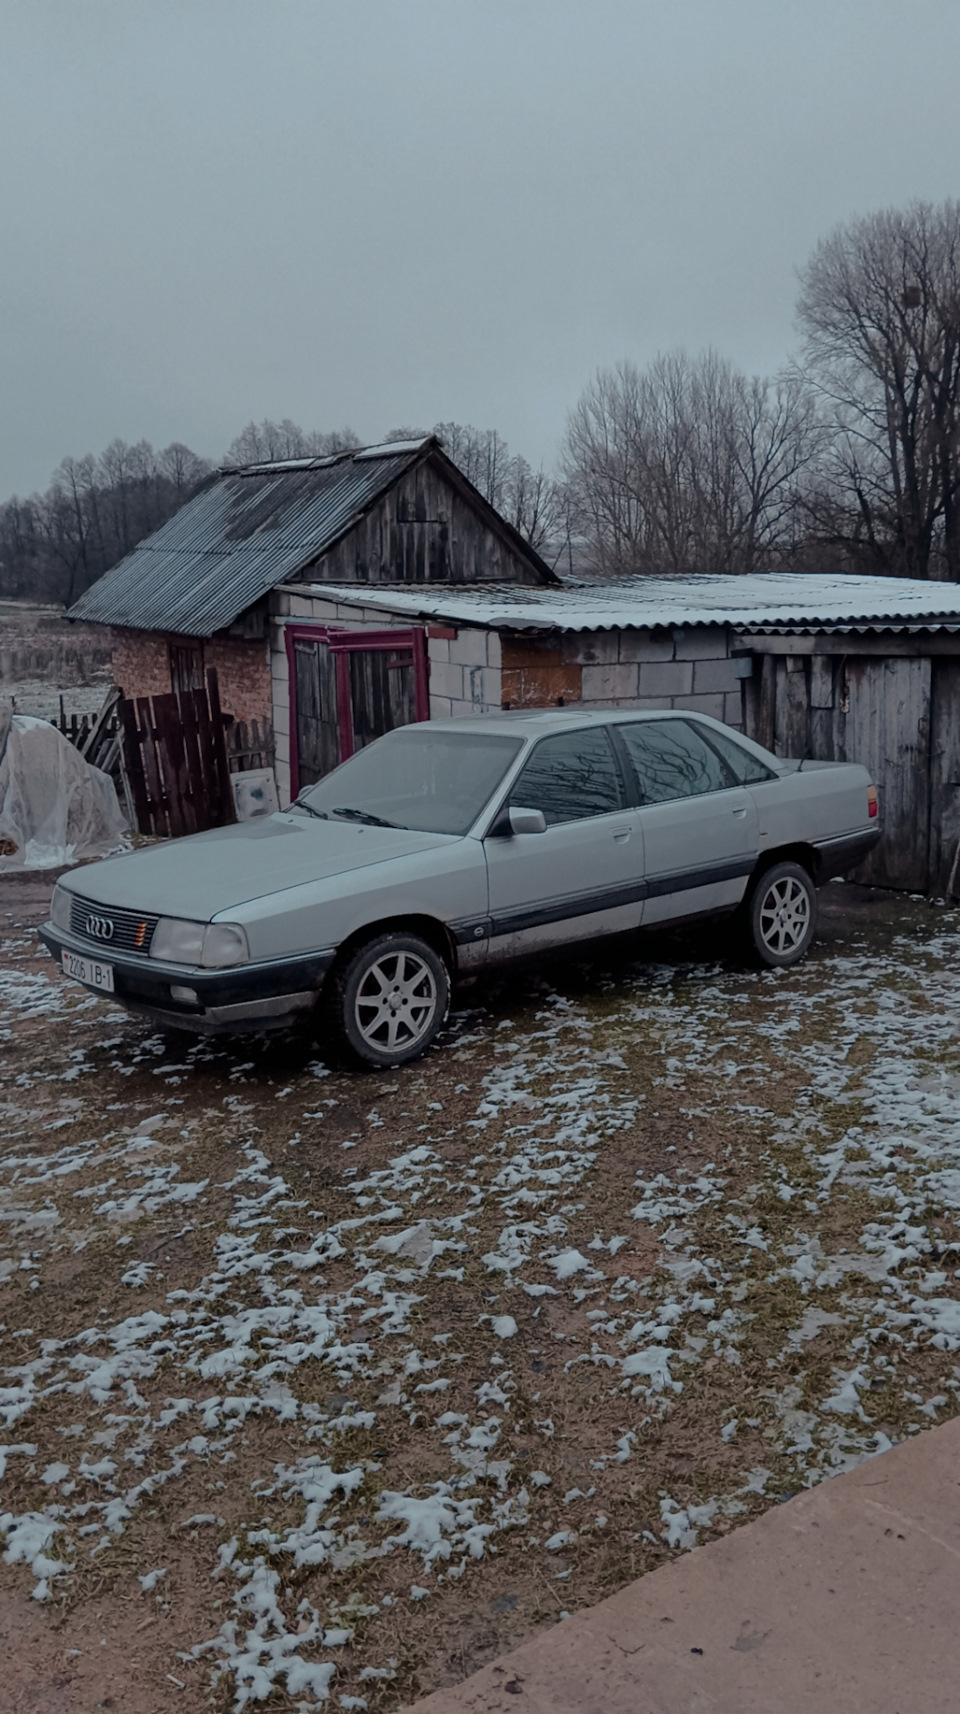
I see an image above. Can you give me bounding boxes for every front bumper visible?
[39,923,337,1035]
[813,823,883,881]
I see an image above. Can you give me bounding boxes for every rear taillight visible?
[867,785,879,819]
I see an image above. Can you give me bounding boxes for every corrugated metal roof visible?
[68,443,433,637]
[298,572,960,632]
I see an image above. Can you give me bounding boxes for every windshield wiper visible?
[292,799,328,820]
[332,806,405,829]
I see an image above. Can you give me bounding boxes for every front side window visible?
[617,719,731,804]
[509,728,624,825]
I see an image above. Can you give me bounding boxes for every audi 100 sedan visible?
[41,710,881,1067]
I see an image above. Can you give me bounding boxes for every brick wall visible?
[203,634,272,723]
[110,629,171,699]
[111,628,272,722]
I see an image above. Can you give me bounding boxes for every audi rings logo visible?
[85,914,115,942]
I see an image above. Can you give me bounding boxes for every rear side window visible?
[617,719,730,803]
[510,728,624,825]
[694,722,778,785]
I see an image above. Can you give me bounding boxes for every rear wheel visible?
[332,932,450,1067]
[746,861,817,967]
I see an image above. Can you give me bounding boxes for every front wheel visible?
[331,932,450,1067]
[745,861,817,967]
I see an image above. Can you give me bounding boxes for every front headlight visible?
[150,918,249,968]
[51,884,73,933]
[200,924,250,968]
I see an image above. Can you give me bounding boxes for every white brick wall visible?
[581,662,640,700]
[430,626,502,717]
[638,660,694,697]
[692,657,740,695]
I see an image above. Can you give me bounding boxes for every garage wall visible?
[500,626,744,727]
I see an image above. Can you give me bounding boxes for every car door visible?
[483,725,643,960]
[613,719,759,924]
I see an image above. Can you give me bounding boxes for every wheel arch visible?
[748,842,818,890]
[329,914,458,979]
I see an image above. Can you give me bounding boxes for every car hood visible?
[61,814,458,920]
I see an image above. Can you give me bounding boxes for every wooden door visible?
[347,646,417,751]
[843,657,930,889]
[294,637,341,790]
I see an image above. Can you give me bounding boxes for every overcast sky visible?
[2,0,960,498]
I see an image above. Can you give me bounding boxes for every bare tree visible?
[797,199,960,580]
[562,352,819,577]
[225,419,360,465]
[0,438,214,605]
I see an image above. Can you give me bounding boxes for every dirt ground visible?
[2,872,960,1711]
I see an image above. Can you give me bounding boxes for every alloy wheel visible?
[353,949,439,1054]
[757,874,811,956]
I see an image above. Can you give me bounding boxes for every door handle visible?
[612,826,632,842]
[732,807,747,818]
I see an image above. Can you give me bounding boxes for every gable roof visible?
[68,437,555,637]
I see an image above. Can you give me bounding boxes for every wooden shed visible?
[67,435,555,729]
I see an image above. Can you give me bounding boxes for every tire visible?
[331,932,450,1068]
[745,860,818,968]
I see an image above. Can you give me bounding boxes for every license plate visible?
[62,949,115,993]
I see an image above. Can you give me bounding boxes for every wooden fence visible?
[117,668,235,838]
[226,715,275,773]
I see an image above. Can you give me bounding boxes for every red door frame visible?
[285,624,430,798]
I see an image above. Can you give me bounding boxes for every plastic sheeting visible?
[0,711,129,871]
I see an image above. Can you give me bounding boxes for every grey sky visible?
[3,0,960,499]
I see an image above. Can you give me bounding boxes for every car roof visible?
[419,708,699,738]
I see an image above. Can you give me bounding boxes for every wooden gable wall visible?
[297,458,546,587]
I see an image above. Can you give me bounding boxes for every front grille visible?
[69,894,160,956]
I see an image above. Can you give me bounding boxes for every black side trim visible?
[486,855,755,940]
[451,918,493,945]
[644,854,756,899]
[490,879,648,938]
[813,825,882,880]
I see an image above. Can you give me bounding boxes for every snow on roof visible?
[354,437,434,460]
[299,572,960,633]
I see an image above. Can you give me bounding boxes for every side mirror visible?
[487,804,547,837]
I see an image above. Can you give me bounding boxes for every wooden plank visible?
[117,697,150,833]
[152,693,190,838]
[756,654,776,751]
[177,688,204,836]
[844,656,931,889]
[137,697,168,838]
[205,669,235,825]
[774,657,809,757]
[928,660,960,896]
[738,633,960,658]
[194,685,222,814]
[809,708,834,759]
[809,657,835,710]
[80,686,120,760]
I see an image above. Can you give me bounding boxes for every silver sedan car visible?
[41,710,881,1067]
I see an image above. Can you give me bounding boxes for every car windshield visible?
[296,727,524,835]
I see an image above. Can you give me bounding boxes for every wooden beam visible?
[736,631,960,658]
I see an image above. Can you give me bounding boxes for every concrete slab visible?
[410,1417,960,1713]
